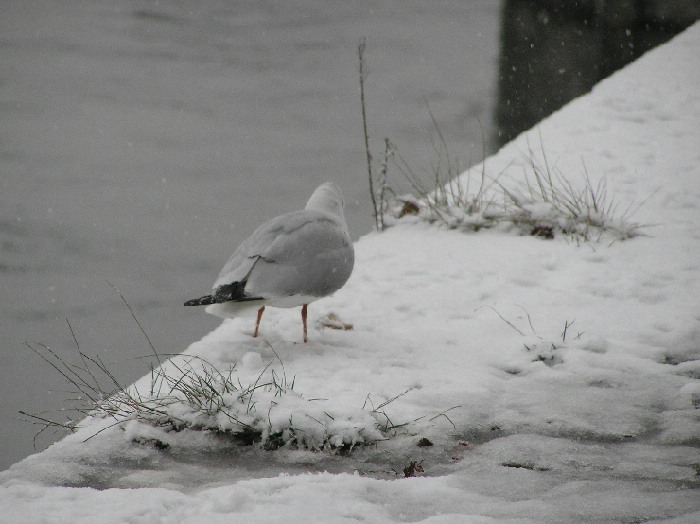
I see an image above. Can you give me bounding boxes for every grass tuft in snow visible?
[493,138,648,242]
[486,307,587,367]
[21,317,417,454]
[382,136,648,243]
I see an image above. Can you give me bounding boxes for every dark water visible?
[0,1,501,469]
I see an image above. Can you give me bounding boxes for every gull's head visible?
[305,182,346,219]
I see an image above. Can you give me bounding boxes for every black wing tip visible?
[215,281,247,302]
[185,281,263,307]
[184,295,216,306]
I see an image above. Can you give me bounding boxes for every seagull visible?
[185,182,354,342]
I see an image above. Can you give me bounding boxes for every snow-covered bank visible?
[2,22,699,524]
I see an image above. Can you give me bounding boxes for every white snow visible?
[2,22,699,524]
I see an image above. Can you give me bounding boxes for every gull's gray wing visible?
[213,209,354,300]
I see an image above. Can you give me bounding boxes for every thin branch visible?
[358,37,379,231]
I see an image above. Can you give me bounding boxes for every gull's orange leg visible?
[301,304,308,343]
[253,306,265,337]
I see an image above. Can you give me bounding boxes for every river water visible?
[0,0,501,469]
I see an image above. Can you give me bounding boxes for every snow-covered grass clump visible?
[150,354,390,451]
[384,138,645,243]
[26,343,398,452]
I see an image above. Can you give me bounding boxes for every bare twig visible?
[377,138,395,231]
[358,37,379,231]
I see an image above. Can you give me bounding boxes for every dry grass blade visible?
[106,280,161,367]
